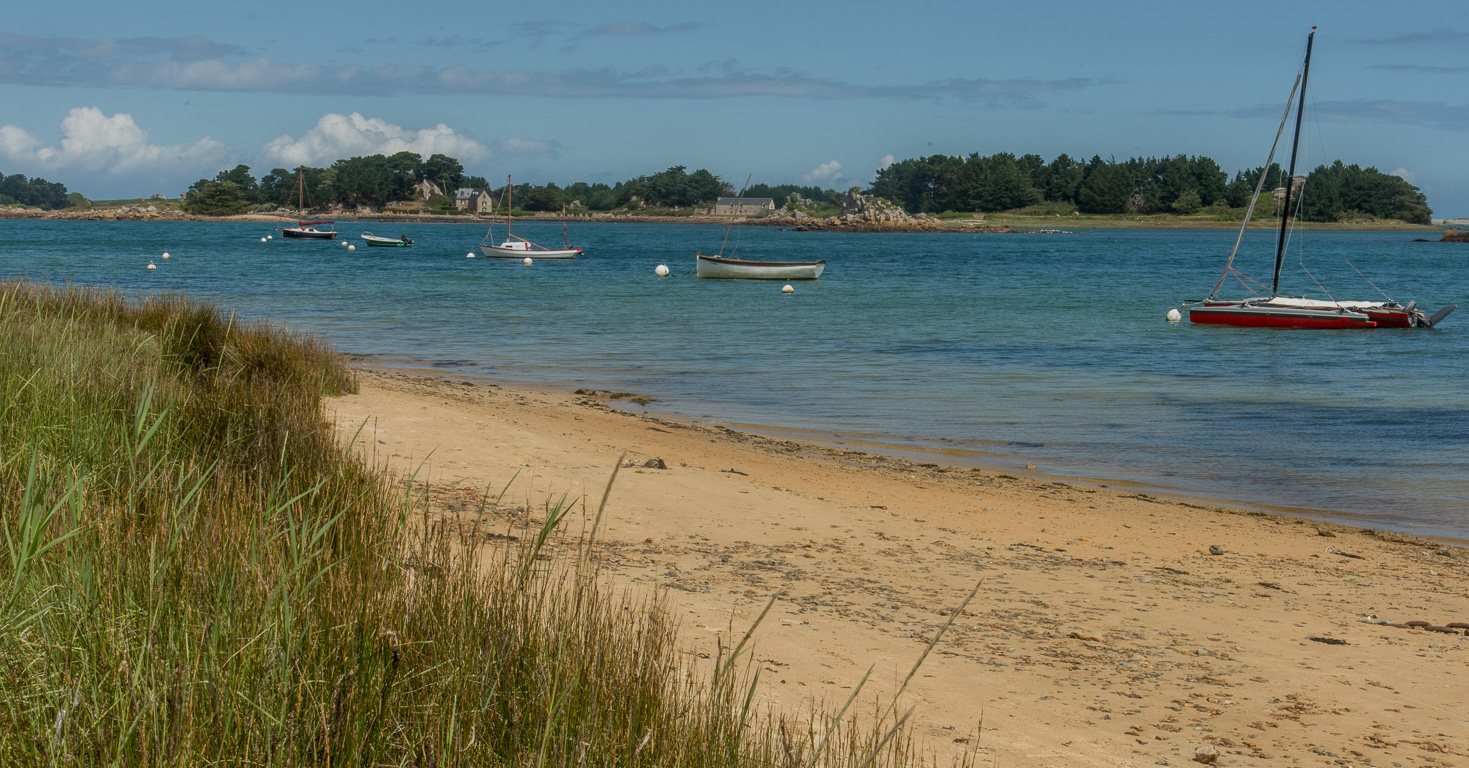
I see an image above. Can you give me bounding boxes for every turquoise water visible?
[4,219,1466,539]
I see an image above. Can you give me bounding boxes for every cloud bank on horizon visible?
[1,14,1467,213]
[0,107,226,177]
[0,33,1098,104]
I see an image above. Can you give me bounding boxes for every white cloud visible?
[878,153,896,171]
[259,113,490,168]
[0,107,226,175]
[1389,167,1416,184]
[803,160,843,184]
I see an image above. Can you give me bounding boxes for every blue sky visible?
[2,0,1467,215]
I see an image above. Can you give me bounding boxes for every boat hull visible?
[281,227,336,240]
[479,244,581,259]
[1186,296,1434,329]
[695,254,825,280]
[360,234,412,247]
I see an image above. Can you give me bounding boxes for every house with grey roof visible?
[454,187,493,213]
[713,197,776,216]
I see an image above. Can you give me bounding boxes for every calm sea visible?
[3,219,1465,540]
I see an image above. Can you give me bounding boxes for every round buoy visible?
[161,252,170,259]
[347,244,355,251]
[146,261,156,270]
[655,264,670,277]
[523,257,533,266]
[1166,308,1182,322]
[267,235,273,240]
[341,240,349,246]
[466,252,475,258]
[260,237,267,243]
[782,284,794,293]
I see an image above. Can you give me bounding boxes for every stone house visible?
[454,187,493,213]
[453,187,493,212]
[713,197,776,216]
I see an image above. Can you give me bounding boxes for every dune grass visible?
[0,280,960,767]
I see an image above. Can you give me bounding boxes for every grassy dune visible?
[0,281,946,767]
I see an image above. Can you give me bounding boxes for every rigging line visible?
[1299,257,1336,302]
[1345,258,1395,302]
[1208,73,1301,298]
[1231,268,1268,295]
[717,174,753,258]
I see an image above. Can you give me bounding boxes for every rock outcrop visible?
[1442,229,1469,243]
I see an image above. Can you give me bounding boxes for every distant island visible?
[0,148,1441,229]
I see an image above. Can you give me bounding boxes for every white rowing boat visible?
[695,253,825,280]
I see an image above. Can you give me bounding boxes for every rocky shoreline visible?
[1,191,1447,234]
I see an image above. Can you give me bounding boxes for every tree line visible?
[184,153,487,215]
[0,172,76,210]
[184,156,849,216]
[868,152,1431,224]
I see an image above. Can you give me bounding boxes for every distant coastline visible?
[0,202,1447,232]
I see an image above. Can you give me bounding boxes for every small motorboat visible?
[360,233,413,247]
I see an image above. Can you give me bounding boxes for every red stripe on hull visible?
[1365,312,1412,328]
[1189,311,1377,329]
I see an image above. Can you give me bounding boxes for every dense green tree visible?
[1076,156,1132,213]
[0,173,72,209]
[182,181,249,215]
[259,168,295,207]
[423,154,464,192]
[1042,154,1084,204]
[213,165,259,202]
[331,155,392,207]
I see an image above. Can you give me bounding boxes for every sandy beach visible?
[330,368,1468,768]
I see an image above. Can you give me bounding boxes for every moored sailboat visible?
[478,177,583,259]
[1186,29,1453,329]
[280,167,336,240]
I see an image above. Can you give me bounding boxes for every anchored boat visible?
[360,233,413,247]
[1186,29,1453,329]
[478,177,583,259]
[279,168,336,240]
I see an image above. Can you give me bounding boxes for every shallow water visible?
[4,219,1466,539]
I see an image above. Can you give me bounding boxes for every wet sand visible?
[330,368,1468,768]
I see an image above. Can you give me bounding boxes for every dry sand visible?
[330,368,1468,768]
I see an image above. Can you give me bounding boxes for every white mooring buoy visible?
[146,261,156,270]
[654,264,670,277]
[260,237,267,242]
[1166,308,1182,322]
[267,235,273,240]
[466,252,475,258]
[782,284,794,293]
[341,240,349,246]
[161,252,170,259]
[347,244,355,251]
[523,257,533,266]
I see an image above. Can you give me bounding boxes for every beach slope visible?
[331,369,1468,768]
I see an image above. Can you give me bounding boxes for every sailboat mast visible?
[1272,29,1315,296]
[506,175,513,240]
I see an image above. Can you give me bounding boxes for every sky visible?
[2,0,1467,215]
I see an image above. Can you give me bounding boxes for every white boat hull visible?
[479,242,581,259]
[695,254,825,279]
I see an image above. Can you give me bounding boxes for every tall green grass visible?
[0,280,958,767]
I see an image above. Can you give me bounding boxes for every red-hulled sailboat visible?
[1186,29,1454,330]
[280,167,337,240]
